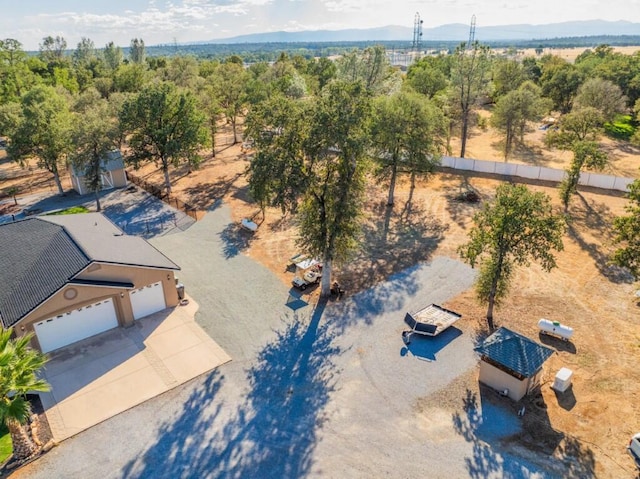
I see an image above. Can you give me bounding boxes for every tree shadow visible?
[119,370,226,479]
[510,142,555,167]
[341,199,448,295]
[326,263,423,334]
[444,177,483,229]
[121,302,342,478]
[182,172,244,210]
[452,387,596,479]
[219,223,256,259]
[566,194,634,284]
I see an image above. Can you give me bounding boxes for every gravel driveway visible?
[15,204,555,479]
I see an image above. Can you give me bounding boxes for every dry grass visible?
[4,117,640,477]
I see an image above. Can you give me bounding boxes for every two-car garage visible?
[33,282,167,354]
[34,298,119,353]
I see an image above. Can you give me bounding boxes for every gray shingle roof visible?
[0,219,90,328]
[40,213,179,270]
[474,327,554,377]
[0,213,180,329]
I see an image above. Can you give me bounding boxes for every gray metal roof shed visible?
[475,327,554,378]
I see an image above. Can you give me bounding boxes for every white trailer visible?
[402,304,462,343]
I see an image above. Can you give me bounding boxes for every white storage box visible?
[552,367,573,393]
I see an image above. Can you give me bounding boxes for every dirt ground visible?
[3,118,640,476]
[518,46,640,63]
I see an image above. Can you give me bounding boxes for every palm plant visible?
[0,329,50,460]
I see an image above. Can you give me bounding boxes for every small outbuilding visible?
[70,150,128,195]
[475,327,554,401]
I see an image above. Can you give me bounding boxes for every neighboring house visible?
[70,150,128,196]
[475,327,555,401]
[0,213,180,353]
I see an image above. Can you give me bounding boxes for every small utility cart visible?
[402,304,462,344]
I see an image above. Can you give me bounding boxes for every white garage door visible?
[130,281,166,320]
[34,298,118,353]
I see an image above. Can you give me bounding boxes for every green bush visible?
[604,115,637,140]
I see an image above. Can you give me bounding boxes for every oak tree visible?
[119,82,207,195]
[458,184,565,331]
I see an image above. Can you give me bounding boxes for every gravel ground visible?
[13,204,556,479]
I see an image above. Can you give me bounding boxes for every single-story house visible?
[70,150,128,195]
[0,212,180,353]
[475,327,555,401]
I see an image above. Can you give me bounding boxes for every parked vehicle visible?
[628,433,640,469]
[292,268,321,290]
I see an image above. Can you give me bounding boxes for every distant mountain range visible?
[204,20,640,44]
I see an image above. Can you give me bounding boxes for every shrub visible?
[604,114,637,140]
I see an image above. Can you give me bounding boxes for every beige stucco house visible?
[0,212,180,353]
[475,327,555,401]
[70,150,128,196]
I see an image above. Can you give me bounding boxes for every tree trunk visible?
[53,171,64,195]
[387,163,397,206]
[94,190,101,212]
[232,117,238,145]
[460,112,469,158]
[320,257,332,298]
[210,118,217,158]
[486,294,496,332]
[7,418,37,460]
[505,127,512,160]
[486,254,505,332]
[407,171,416,209]
[162,162,172,196]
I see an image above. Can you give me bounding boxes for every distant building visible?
[70,150,128,195]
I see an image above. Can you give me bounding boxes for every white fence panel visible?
[515,164,542,180]
[440,156,456,168]
[585,173,616,190]
[473,160,496,174]
[454,157,475,171]
[577,172,591,186]
[613,177,634,191]
[494,162,519,176]
[538,167,565,182]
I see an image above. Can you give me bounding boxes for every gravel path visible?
[14,204,555,479]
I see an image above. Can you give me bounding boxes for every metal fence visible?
[125,171,202,221]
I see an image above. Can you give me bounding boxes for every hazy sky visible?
[1,0,637,50]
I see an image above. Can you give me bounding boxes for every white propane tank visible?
[538,318,574,341]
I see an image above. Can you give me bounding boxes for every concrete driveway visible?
[38,297,230,441]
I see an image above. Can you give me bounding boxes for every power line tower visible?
[467,14,476,49]
[412,12,423,52]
